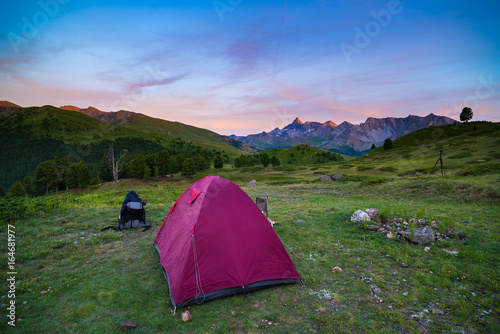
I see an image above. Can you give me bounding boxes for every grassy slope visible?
[0,167,498,333]
[328,121,500,177]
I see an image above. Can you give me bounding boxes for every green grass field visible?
[1,162,499,333]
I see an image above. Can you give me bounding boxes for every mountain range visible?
[230,114,457,156]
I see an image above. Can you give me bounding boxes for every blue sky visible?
[1,0,499,135]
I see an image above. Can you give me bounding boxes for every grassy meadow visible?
[1,121,499,333]
[1,161,499,333]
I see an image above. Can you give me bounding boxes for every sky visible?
[1,0,499,135]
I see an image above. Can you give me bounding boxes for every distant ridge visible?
[230,114,457,157]
[0,100,22,108]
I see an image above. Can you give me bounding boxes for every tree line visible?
[4,147,228,197]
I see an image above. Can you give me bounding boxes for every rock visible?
[320,175,332,181]
[365,208,380,220]
[331,266,342,273]
[424,247,431,252]
[366,224,380,231]
[40,291,47,295]
[181,310,192,322]
[360,276,373,283]
[295,219,306,223]
[351,210,370,224]
[246,180,257,187]
[120,321,137,330]
[331,174,344,181]
[371,286,382,295]
[403,226,435,244]
[400,262,409,268]
[452,230,466,239]
[386,232,395,239]
[427,302,444,315]
[417,219,430,226]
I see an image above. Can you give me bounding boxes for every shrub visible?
[457,163,500,176]
[448,152,473,159]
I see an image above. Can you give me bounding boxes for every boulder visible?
[366,224,380,231]
[351,210,370,224]
[320,175,332,181]
[403,226,435,244]
[246,180,257,187]
[331,174,344,181]
[365,208,380,220]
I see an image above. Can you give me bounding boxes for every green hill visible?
[0,105,256,189]
[330,121,500,176]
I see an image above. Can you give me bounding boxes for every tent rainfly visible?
[154,176,301,310]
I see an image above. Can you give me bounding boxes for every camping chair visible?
[255,195,269,217]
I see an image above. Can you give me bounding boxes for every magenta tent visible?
[154,176,301,309]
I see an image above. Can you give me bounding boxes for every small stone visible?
[295,219,306,223]
[366,224,380,231]
[40,291,47,295]
[320,175,332,181]
[403,292,408,296]
[246,180,257,187]
[400,263,409,268]
[360,276,373,283]
[371,286,382,295]
[181,310,192,322]
[331,174,344,181]
[331,266,343,273]
[424,247,431,252]
[23,301,27,305]
[120,321,137,330]
[386,232,395,239]
[427,302,444,315]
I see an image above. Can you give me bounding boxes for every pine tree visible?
[9,181,25,197]
[271,155,280,166]
[182,158,197,178]
[383,138,394,150]
[261,152,270,167]
[157,150,170,176]
[214,155,223,169]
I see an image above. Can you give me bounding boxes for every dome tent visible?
[154,176,301,310]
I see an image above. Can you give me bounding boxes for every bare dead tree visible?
[109,145,127,183]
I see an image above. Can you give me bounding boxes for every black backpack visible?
[101,191,152,232]
[118,201,151,230]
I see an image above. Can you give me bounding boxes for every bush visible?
[448,152,473,159]
[379,166,397,172]
[457,163,500,176]
[357,166,375,171]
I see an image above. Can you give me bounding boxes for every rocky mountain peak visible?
[292,117,303,125]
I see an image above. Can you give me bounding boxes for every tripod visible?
[426,150,447,180]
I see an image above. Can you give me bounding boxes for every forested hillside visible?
[0,105,246,190]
